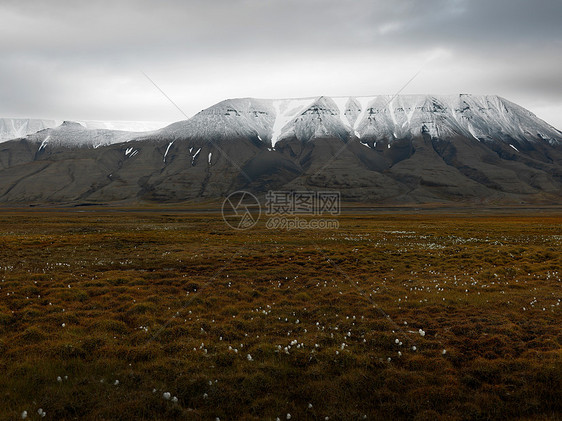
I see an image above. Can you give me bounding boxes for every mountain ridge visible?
[0,94,561,205]
[146,94,561,147]
[0,118,168,143]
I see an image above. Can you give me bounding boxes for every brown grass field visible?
[0,208,560,420]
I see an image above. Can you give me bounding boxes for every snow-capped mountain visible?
[0,94,561,205]
[26,121,151,150]
[0,118,168,143]
[149,94,561,146]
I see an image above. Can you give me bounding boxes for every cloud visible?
[0,0,560,128]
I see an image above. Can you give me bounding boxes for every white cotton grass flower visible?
[442,349,447,355]
[163,392,171,400]
[247,354,253,361]
[171,396,178,403]
[57,376,62,383]
[114,380,119,386]
[21,411,27,419]
[412,346,417,351]
[419,329,425,337]
[37,408,46,418]
[287,414,292,420]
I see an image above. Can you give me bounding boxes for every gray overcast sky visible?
[1,0,561,128]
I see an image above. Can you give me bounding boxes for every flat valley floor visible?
[0,209,560,420]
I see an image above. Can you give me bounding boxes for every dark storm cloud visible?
[0,0,560,126]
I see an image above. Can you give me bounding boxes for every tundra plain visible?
[0,209,560,420]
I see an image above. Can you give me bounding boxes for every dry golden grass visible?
[0,210,560,420]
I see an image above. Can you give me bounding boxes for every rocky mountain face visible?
[0,94,561,205]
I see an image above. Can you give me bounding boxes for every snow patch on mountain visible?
[25,121,151,149]
[271,99,312,145]
[152,98,275,144]
[0,118,167,143]
[151,94,561,147]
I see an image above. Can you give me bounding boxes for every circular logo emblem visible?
[222,191,261,230]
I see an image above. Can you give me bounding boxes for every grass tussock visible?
[0,210,560,420]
